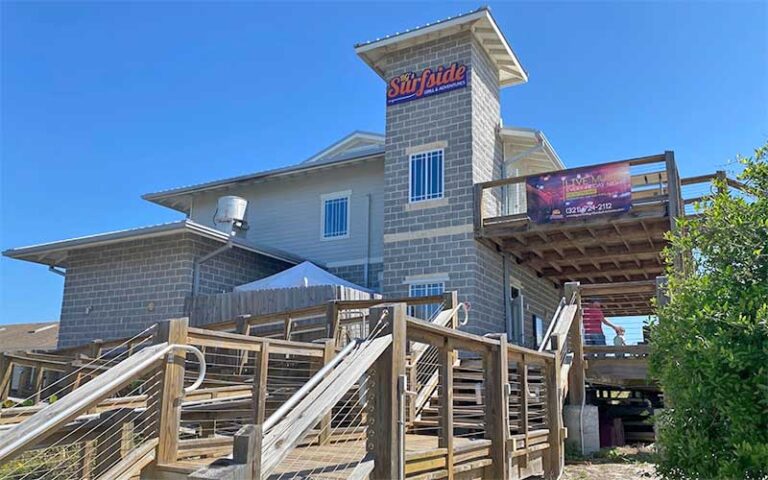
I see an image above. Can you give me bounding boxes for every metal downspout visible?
[192,234,234,295]
[364,193,372,288]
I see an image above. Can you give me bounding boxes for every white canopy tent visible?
[234,261,374,293]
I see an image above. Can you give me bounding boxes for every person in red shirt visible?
[583,301,625,345]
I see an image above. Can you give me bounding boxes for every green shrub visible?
[650,143,768,479]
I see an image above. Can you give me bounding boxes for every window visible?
[408,282,445,320]
[409,149,444,202]
[533,314,545,350]
[321,191,350,239]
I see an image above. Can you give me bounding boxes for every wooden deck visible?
[267,435,490,479]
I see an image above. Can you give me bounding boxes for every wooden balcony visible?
[474,152,682,290]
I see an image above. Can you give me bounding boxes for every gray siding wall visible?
[58,233,290,348]
[189,159,384,289]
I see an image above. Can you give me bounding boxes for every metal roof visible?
[2,220,302,267]
[143,137,385,213]
[355,7,528,87]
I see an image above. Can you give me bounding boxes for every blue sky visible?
[1,1,766,329]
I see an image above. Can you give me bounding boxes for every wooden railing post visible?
[233,424,263,480]
[0,354,13,402]
[369,303,407,480]
[666,150,684,272]
[544,334,564,479]
[441,291,459,328]
[252,340,269,426]
[326,301,341,347]
[484,336,510,480]
[154,317,189,465]
[438,341,455,480]
[318,339,335,445]
[564,282,585,406]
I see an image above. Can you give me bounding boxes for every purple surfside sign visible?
[386,63,468,106]
[526,162,632,224]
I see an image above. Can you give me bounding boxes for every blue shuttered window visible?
[409,149,444,202]
[322,194,349,239]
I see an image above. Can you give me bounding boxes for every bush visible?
[650,143,768,479]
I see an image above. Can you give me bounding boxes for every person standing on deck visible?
[583,301,625,345]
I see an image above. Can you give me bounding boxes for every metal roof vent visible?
[214,195,249,234]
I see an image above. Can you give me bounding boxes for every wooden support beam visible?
[369,304,407,480]
[544,335,564,480]
[252,341,269,425]
[484,336,510,480]
[326,301,341,347]
[233,424,263,480]
[155,317,189,465]
[666,151,683,272]
[0,354,14,402]
[438,344,455,480]
[565,283,586,407]
[318,339,335,446]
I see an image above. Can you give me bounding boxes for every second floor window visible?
[322,191,350,239]
[409,149,444,202]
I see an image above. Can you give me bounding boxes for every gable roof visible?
[143,132,385,214]
[302,131,384,164]
[355,7,527,88]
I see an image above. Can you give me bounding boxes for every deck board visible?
[267,434,489,479]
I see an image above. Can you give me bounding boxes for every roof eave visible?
[355,8,528,88]
[142,151,384,213]
[3,220,302,267]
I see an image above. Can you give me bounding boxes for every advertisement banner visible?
[525,162,632,224]
[386,62,468,106]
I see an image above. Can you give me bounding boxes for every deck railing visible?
[1,294,570,480]
[473,152,681,236]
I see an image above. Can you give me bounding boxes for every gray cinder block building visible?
[4,7,565,348]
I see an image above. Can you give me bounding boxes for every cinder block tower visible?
[356,8,529,334]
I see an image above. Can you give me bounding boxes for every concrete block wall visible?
[190,236,290,295]
[58,232,291,348]
[58,234,195,347]
[380,31,511,334]
[327,261,383,292]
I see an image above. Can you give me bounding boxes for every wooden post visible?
[520,356,530,468]
[252,341,269,425]
[484,336,510,480]
[80,439,96,479]
[326,301,341,347]
[656,276,669,307]
[369,303,407,480]
[438,342,455,480]
[154,318,189,465]
[0,354,13,402]
[473,184,484,235]
[93,409,134,477]
[318,339,335,445]
[666,150,684,272]
[236,316,250,375]
[233,424,263,480]
[33,367,45,403]
[442,291,459,328]
[544,335,564,480]
[564,282,585,406]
